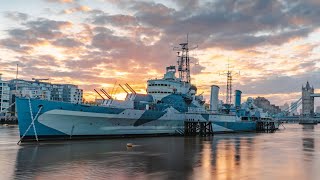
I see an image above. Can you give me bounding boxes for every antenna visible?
[172,34,197,83]
[219,59,240,105]
[113,86,119,99]
[110,81,117,98]
[16,64,18,79]
[187,33,188,44]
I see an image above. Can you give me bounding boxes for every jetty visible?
[256,120,278,132]
[184,120,213,136]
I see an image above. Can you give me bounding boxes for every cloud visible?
[91,32,133,50]
[0,18,72,53]
[2,0,320,104]
[191,64,205,75]
[25,18,72,32]
[4,11,29,21]
[92,14,137,26]
[0,38,34,53]
[132,2,176,28]
[120,0,320,50]
[19,55,59,67]
[62,5,91,14]
[46,0,74,3]
[52,38,83,47]
[234,69,320,95]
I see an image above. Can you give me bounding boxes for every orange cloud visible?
[63,6,91,14]
[47,0,74,3]
[2,0,320,106]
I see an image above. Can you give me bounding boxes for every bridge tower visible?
[302,81,314,116]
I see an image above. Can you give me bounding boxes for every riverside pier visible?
[184,121,214,136]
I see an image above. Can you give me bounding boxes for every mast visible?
[226,63,232,105]
[174,35,196,83]
[220,61,240,105]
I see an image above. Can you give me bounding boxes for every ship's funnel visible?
[210,85,219,112]
[235,90,242,108]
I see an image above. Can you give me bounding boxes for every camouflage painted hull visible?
[16,98,256,141]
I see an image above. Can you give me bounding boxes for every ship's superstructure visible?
[146,42,204,109]
[147,42,201,103]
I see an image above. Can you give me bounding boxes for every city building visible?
[8,79,83,104]
[0,74,10,115]
[280,102,289,111]
[253,97,281,115]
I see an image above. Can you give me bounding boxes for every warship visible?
[16,41,257,142]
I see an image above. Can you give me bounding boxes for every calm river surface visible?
[1,124,320,180]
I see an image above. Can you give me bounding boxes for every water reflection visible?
[0,126,20,180]
[188,135,257,180]
[11,134,284,180]
[0,124,320,179]
[302,125,315,157]
[14,137,204,179]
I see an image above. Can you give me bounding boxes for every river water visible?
[1,124,320,180]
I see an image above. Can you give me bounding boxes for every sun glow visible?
[32,42,67,60]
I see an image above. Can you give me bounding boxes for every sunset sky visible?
[1,0,320,106]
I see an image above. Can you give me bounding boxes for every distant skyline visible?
[1,0,320,105]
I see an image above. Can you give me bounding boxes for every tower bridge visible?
[302,81,320,116]
[276,82,320,124]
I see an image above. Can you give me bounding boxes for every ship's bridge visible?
[147,66,196,102]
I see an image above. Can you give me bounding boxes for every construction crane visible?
[32,78,49,82]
